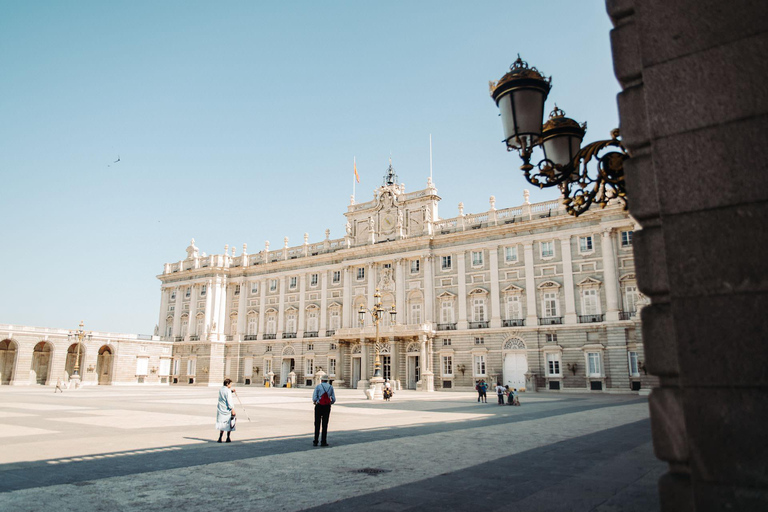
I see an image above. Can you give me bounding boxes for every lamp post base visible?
[369,376,385,400]
[69,375,82,389]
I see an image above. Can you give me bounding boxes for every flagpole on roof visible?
[353,156,356,201]
[429,134,433,182]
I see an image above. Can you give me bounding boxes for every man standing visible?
[495,382,506,405]
[312,375,335,447]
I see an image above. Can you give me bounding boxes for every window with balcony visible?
[307,312,318,333]
[329,310,340,330]
[440,301,454,324]
[506,296,521,320]
[582,289,600,315]
[247,316,257,336]
[624,285,638,313]
[410,303,422,324]
[472,298,486,322]
[543,292,559,317]
[285,314,296,334]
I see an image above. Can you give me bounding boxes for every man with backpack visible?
[312,375,336,447]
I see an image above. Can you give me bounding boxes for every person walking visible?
[216,378,236,443]
[475,380,482,402]
[495,382,506,405]
[54,378,64,393]
[511,388,520,406]
[480,380,488,403]
[312,375,335,447]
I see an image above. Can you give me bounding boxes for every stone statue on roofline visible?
[186,239,199,259]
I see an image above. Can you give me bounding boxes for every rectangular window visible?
[266,316,276,334]
[170,291,176,300]
[357,267,365,280]
[628,351,639,376]
[187,358,197,376]
[442,338,452,346]
[172,359,180,375]
[305,358,314,375]
[310,274,319,287]
[442,355,453,376]
[473,298,486,322]
[251,282,258,294]
[410,303,422,324]
[411,259,420,273]
[185,287,191,298]
[307,343,314,351]
[234,285,241,296]
[328,358,336,376]
[579,236,593,253]
[587,352,602,376]
[441,255,452,270]
[543,292,559,317]
[200,285,206,296]
[307,312,318,332]
[505,246,518,262]
[474,355,486,376]
[506,296,521,319]
[270,280,277,291]
[332,271,341,284]
[541,241,554,258]
[159,359,171,376]
[247,316,257,335]
[289,276,297,289]
[624,285,638,313]
[441,301,454,323]
[136,357,149,376]
[546,333,558,343]
[546,353,561,376]
[264,359,272,374]
[621,230,633,247]
[471,251,484,266]
[286,314,296,333]
[474,337,484,345]
[330,310,340,329]
[582,289,600,315]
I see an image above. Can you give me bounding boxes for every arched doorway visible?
[503,338,528,390]
[65,343,86,381]
[351,343,362,389]
[406,342,420,389]
[0,339,18,385]
[96,345,114,385]
[280,346,295,386]
[31,341,53,385]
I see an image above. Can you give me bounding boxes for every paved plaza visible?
[0,386,664,511]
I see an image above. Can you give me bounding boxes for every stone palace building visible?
[0,165,653,393]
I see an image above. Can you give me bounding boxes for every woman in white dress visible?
[216,378,236,442]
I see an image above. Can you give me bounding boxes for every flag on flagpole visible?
[354,158,360,183]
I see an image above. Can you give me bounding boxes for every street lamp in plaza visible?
[67,320,92,387]
[490,55,628,216]
[358,289,397,399]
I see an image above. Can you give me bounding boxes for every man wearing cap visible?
[312,375,336,447]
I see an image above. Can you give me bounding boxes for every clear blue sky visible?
[0,1,619,335]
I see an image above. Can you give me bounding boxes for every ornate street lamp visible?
[67,320,92,387]
[490,55,628,216]
[358,288,397,399]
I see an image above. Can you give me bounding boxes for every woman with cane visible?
[216,378,236,443]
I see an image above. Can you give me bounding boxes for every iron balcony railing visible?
[264,333,277,340]
[437,323,457,330]
[469,321,489,329]
[539,317,563,325]
[305,331,319,338]
[244,335,258,340]
[284,332,297,339]
[189,335,200,341]
[174,336,184,342]
[579,314,605,323]
[325,329,336,337]
[619,311,637,320]
[503,319,525,327]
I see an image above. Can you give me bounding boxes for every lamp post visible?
[67,320,92,388]
[490,55,628,216]
[358,288,397,400]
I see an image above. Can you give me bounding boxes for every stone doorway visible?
[0,339,18,385]
[32,341,53,385]
[97,345,114,385]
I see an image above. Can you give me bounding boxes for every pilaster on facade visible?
[342,267,351,328]
[489,247,501,328]
[523,243,539,326]
[277,276,286,338]
[257,278,266,340]
[236,278,247,340]
[601,229,620,322]
[560,236,578,325]
[456,251,468,330]
[297,273,306,338]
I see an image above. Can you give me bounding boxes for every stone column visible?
[298,273,306,338]
[203,279,213,339]
[334,342,345,387]
[601,229,620,322]
[342,266,351,328]
[366,263,376,327]
[188,283,198,339]
[424,255,434,324]
[258,279,266,339]
[560,236,578,324]
[395,259,405,323]
[419,334,434,391]
[237,279,247,340]
[277,276,286,337]
[523,243,538,326]
[359,337,369,388]
[456,251,468,330]
[172,286,182,339]
[320,271,328,333]
[158,287,170,338]
[489,246,501,328]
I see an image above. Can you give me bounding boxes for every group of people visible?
[475,379,521,406]
[216,375,337,447]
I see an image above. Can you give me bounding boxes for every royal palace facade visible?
[0,168,654,393]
